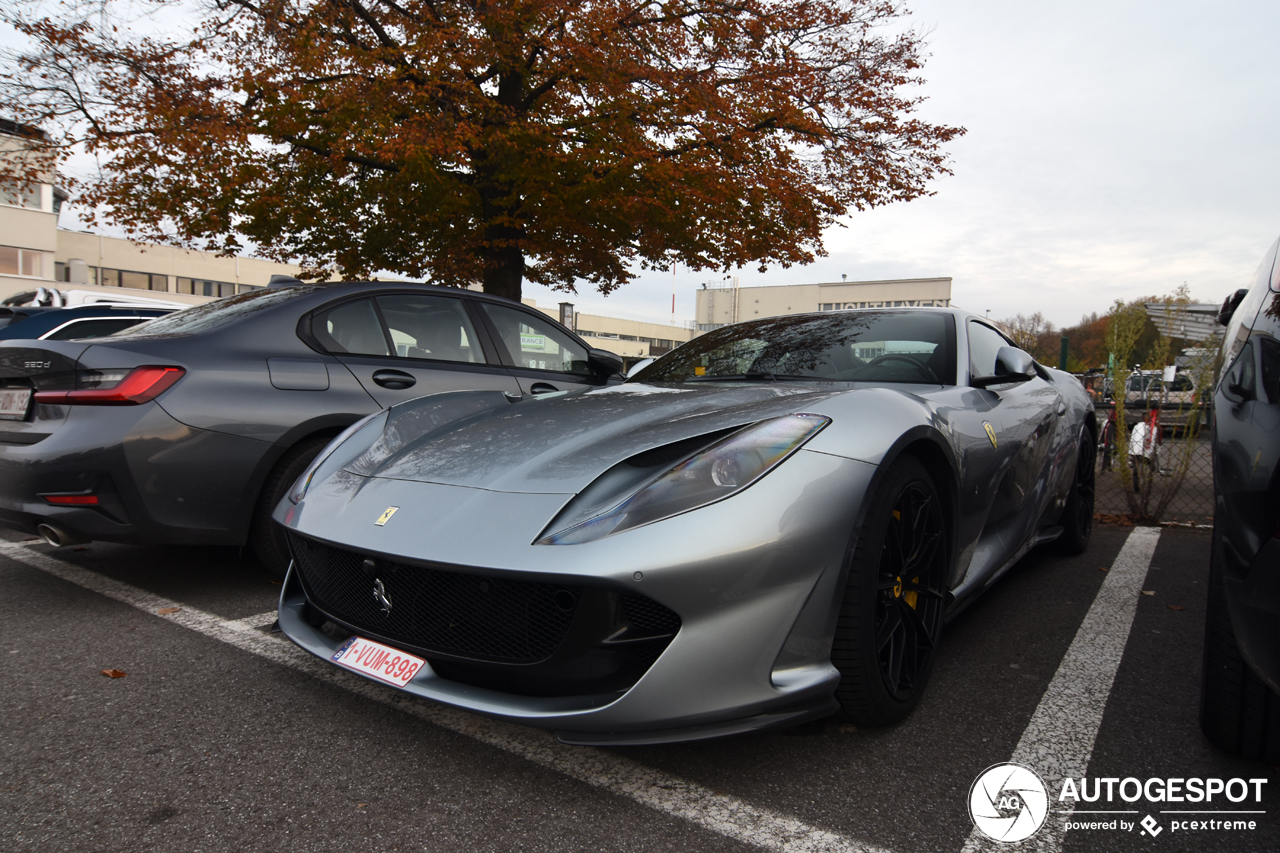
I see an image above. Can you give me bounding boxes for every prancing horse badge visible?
[375,506,399,526]
[983,422,998,449]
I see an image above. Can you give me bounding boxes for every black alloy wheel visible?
[1054,428,1095,555]
[833,457,948,725]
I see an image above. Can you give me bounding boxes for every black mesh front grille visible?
[289,533,582,663]
[620,593,682,635]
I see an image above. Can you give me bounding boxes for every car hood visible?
[346,382,852,494]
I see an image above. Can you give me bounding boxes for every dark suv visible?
[0,283,621,574]
[1200,237,1280,761]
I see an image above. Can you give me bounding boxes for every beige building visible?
[516,298,693,359]
[0,119,61,296]
[1,117,302,306]
[53,229,302,301]
[696,276,952,331]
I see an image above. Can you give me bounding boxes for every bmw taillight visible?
[33,366,186,406]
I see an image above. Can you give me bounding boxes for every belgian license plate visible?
[331,636,425,688]
[0,388,31,421]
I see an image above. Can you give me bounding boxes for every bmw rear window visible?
[107,286,322,337]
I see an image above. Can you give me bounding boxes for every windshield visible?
[107,286,323,338]
[635,311,955,385]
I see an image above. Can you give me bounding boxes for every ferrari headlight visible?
[537,414,830,545]
[287,410,389,504]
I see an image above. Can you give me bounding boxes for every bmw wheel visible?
[832,457,948,726]
[249,435,333,578]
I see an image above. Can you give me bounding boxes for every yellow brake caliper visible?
[890,510,920,609]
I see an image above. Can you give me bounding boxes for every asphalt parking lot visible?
[1,524,1276,853]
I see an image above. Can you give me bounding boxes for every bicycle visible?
[1127,403,1163,493]
[1098,403,1120,471]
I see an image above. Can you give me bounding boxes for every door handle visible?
[530,382,559,394]
[372,369,415,390]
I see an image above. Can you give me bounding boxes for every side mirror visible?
[973,346,1037,388]
[587,348,624,379]
[625,357,654,380]
[1218,288,1248,327]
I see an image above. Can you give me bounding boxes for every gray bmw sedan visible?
[0,282,621,573]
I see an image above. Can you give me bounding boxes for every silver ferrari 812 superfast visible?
[274,307,1096,744]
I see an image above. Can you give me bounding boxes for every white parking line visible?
[0,542,889,853]
[960,526,1163,852]
[230,610,279,630]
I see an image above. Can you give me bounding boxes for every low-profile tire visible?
[1199,524,1280,762]
[1054,427,1095,555]
[832,456,948,727]
[249,435,333,578]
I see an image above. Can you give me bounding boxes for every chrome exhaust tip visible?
[36,523,87,548]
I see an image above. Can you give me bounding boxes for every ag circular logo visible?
[968,763,1050,843]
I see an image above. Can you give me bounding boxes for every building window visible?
[0,180,42,210]
[0,246,44,277]
[120,271,149,290]
[176,277,236,297]
[97,269,168,290]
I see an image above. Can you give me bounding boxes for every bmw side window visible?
[375,295,483,364]
[313,299,390,356]
[479,303,590,374]
[968,321,1009,379]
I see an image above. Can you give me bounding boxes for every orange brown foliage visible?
[3,0,963,299]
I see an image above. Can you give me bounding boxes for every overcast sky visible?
[529,0,1280,329]
[10,1,1280,330]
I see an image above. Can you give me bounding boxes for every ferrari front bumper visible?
[275,449,877,743]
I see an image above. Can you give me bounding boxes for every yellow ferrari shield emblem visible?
[374,506,399,527]
[983,422,998,449]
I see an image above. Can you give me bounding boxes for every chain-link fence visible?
[1088,398,1214,526]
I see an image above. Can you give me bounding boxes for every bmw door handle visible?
[372,369,416,390]
[530,382,559,394]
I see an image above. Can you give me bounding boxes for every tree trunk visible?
[480,227,524,302]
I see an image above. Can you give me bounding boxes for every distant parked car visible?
[0,283,622,574]
[0,304,174,341]
[1200,236,1280,762]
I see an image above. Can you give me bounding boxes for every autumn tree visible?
[1,0,962,300]
[994,311,1057,363]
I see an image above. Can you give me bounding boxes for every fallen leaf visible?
[1142,590,1155,596]
[101,669,128,678]
[1168,605,1187,611]
[156,607,181,615]
[356,803,367,808]
[1099,567,1109,573]
[837,723,858,734]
